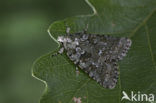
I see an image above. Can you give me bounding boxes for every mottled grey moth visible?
[56,26,132,89]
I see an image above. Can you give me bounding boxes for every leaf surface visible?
[32,0,156,103]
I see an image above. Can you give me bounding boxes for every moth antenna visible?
[83,24,88,34]
[66,27,70,35]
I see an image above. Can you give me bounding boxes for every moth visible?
[55,26,132,89]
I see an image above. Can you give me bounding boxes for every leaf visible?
[32,0,156,103]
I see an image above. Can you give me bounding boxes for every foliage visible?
[32,0,156,103]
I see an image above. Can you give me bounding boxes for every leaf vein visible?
[118,66,121,103]
[129,8,156,38]
[145,24,156,70]
[68,79,91,103]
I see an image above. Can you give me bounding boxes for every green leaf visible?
[32,0,156,103]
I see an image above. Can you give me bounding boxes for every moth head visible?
[57,36,64,43]
[57,36,72,43]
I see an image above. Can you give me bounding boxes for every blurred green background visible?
[0,0,91,103]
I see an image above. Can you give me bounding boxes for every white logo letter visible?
[121,91,131,101]
[148,94,155,102]
[131,91,137,101]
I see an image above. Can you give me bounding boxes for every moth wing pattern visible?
[106,36,132,61]
[57,32,132,89]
